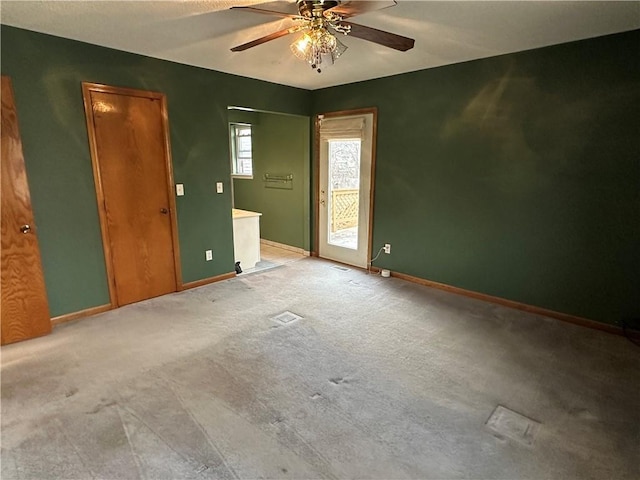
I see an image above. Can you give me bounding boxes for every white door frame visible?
[314,108,377,268]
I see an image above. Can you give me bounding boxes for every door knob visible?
[20,224,32,234]
[160,208,169,214]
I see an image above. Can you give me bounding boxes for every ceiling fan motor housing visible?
[297,0,340,18]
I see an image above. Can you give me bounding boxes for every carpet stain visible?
[329,377,348,385]
[85,399,117,415]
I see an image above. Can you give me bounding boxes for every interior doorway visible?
[316,109,377,268]
[228,107,311,260]
[82,83,181,307]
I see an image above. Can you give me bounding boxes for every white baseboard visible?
[260,238,310,256]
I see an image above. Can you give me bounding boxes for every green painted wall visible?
[1,26,311,317]
[232,112,310,250]
[312,30,640,326]
[2,24,637,327]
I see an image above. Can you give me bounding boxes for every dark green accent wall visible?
[1,25,311,317]
[312,29,640,326]
[2,24,637,327]
[232,111,310,250]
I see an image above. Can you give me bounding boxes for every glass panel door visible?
[318,112,374,268]
[327,139,360,250]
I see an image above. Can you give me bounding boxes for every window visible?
[230,123,253,177]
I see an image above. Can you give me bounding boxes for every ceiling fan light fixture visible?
[329,35,348,59]
[231,1,414,73]
[290,27,347,73]
[290,32,313,59]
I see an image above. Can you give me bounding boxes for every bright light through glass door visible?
[318,111,374,268]
[327,139,361,250]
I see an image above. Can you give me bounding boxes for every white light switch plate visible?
[205,250,213,261]
[176,184,184,196]
[216,182,223,194]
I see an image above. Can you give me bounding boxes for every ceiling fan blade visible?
[340,21,414,51]
[328,1,397,19]
[229,6,297,19]
[230,25,305,52]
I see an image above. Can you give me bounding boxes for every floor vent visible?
[486,405,540,446]
[331,265,350,272]
[270,311,303,325]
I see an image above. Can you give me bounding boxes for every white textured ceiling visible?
[1,1,639,90]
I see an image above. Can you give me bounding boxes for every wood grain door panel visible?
[1,76,52,345]
[86,87,178,306]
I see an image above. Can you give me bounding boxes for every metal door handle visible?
[160,208,169,214]
[20,224,32,234]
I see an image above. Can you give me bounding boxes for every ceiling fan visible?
[230,1,415,73]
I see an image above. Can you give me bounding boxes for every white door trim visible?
[314,108,377,268]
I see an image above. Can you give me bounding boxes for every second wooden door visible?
[1,76,52,345]
[83,83,179,306]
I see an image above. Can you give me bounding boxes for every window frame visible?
[229,122,253,178]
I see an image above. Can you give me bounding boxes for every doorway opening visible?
[316,109,377,268]
[227,107,311,274]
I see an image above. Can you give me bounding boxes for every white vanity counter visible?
[232,208,262,270]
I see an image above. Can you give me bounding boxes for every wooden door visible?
[1,76,52,345]
[83,83,180,307]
